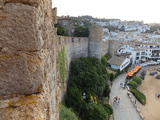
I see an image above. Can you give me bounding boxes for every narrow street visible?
[110,73,142,120]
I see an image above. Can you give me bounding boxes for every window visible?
[136,52,140,56]
[136,57,139,60]
[141,52,145,55]
[63,21,68,26]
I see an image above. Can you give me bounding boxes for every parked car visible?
[155,75,160,79]
[139,76,144,80]
[141,70,146,76]
[149,72,157,76]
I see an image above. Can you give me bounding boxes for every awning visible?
[126,66,141,77]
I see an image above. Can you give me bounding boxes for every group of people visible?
[113,96,121,104]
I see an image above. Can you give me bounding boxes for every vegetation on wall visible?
[101,53,111,67]
[58,47,66,83]
[63,57,112,120]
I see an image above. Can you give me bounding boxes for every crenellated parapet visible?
[57,36,88,45]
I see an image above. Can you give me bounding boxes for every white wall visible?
[111,65,120,70]
[120,58,130,71]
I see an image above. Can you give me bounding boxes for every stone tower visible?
[108,40,116,56]
[88,26,103,60]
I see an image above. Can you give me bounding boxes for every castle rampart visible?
[0,1,110,119]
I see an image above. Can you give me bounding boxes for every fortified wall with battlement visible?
[0,0,110,120]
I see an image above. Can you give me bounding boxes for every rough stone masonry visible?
[0,0,59,120]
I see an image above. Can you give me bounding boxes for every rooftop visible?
[108,56,127,66]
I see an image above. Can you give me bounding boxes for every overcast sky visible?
[52,0,160,23]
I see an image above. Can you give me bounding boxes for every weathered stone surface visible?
[0,0,5,9]
[0,52,43,96]
[0,3,43,51]
[0,94,45,120]
[6,0,40,7]
[89,26,103,42]
[89,41,102,60]
[0,0,59,119]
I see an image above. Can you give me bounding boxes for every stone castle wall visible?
[0,0,59,120]
[102,41,109,56]
[0,1,110,120]
[56,36,89,101]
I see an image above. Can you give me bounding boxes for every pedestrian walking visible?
[120,83,123,87]
[117,98,121,105]
[155,93,158,97]
[113,96,118,103]
[113,97,116,103]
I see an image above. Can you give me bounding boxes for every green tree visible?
[54,23,69,36]
[65,57,111,120]
[83,103,109,120]
[109,73,114,82]
[59,104,78,120]
[73,25,89,37]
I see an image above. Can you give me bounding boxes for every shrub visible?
[101,56,107,67]
[103,104,113,115]
[133,77,142,85]
[59,104,78,120]
[130,89,146,105]
[109,73,114,82]
[114,69,123,78]
[128,81,138,89]
[104,53,112,60]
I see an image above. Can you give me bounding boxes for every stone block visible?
[0,52,43,97]
[134,104,137,107]
[140,113,145,119]
[6,0,40,7]
[0,3,43,51]
[0,0,5,9]
[131,98,134,103]
[136,108,140,113]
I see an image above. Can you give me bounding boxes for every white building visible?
[108,56,130,71]
[117,43,160,65]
